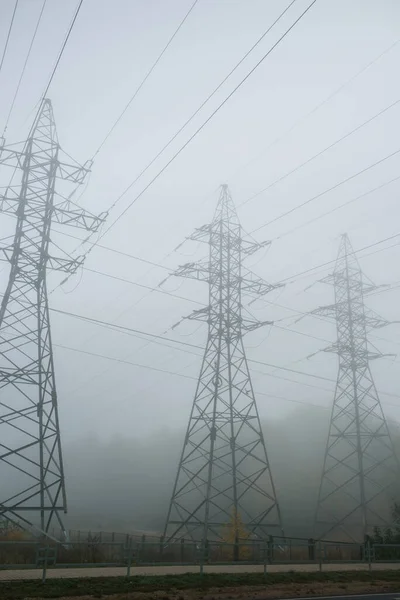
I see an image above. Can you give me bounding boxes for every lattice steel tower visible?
[0,99,104,538]
[311,234,399,542]
[164,185,283,548]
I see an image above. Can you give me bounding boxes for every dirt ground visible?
[32,580,400,600]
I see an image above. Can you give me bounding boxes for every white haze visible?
[0,0,400,532]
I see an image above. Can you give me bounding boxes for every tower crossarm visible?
[364,308,397,330]
[310,303,336,319]
[188,224,211,243]
[242,318,273,333]
[57,158,92,184]
[0,189,105,233]
[182,307,210,323]
[173,260,210,282]
[241,267,284,297]
[0,244,81,274]
[241,239,271,257]
[0,143,92,183]
[52,201,106,232]
[310,303,394,331]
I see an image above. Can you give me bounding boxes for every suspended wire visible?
[239,95,400,209]
[56,342,197,381]
[0,0,19,77]
[230,34,400,180]
[277,173,400,241]
[65,0,298,264]
[278,232,400,285]
[2,0,84,191]
[47,224,400,326]
[39,0,84,107]
[250,146,400,235]
[92,0,200,159]
[45,304,400,403]
[52,228,170,270]
[49,114,400,303]
[66,0,316,265]
[80,265,203,306]
[50,306,334,383]
[2,0,47,136]
[48,0,312,312]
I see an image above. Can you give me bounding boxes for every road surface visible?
[282,595,400,600]
[0,561,399,581]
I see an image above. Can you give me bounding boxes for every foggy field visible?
[1,0,400,553]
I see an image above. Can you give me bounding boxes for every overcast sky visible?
[1,0,400,442]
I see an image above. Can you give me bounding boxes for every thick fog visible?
[1,0,400,535]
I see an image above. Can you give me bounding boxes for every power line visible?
[62,253,400,362]
[277,232,400,285]
[93,0,199,158]
[2,0,47,136]
[82,265,203,305]
[74,0,317,257]
[251,146,400,234]
[231,35,400,180]
[54,330,400,412]
[51,227,400,308]
[56,342,196,381]
[52,227,170,271]
[57,340,333,410]
[40,0,84,105]
[239,96,400,209]
[48,304,400,402]
[48,0,301,299]
[0,0,19,76]
[2,0,84,191]
[88,0,298,204]
[277,173,400,241]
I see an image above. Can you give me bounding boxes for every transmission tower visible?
[164,184,283,551]
[0,99,104,539]
[309,234,399,542]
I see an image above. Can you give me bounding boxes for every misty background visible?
[1,0,400,536]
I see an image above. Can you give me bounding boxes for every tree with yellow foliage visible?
[222,509,252,560]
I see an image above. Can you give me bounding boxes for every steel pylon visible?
[164,185,283,548]
[0,99,104,539]
[311,234,400,542]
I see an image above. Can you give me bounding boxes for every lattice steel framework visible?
[311,234,399,542]
[0,99,104,538]
[164,185,283,548]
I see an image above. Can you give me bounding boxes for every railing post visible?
[126,537,133,578]
[263,540,268,578]
[199,540,204,576]
[41,546,49,584]
[318,540,322,572]
[368,539,372,571]
[268,535,274,563]
[180,537,185,563]
[308,538,315,561]
[159,535,164,561]
[141,534,146,563]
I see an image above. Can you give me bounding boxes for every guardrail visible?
[0,538,399,583]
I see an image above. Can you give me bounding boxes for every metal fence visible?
[0,536,399,583]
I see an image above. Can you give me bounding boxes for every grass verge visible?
[0,570,400,599]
